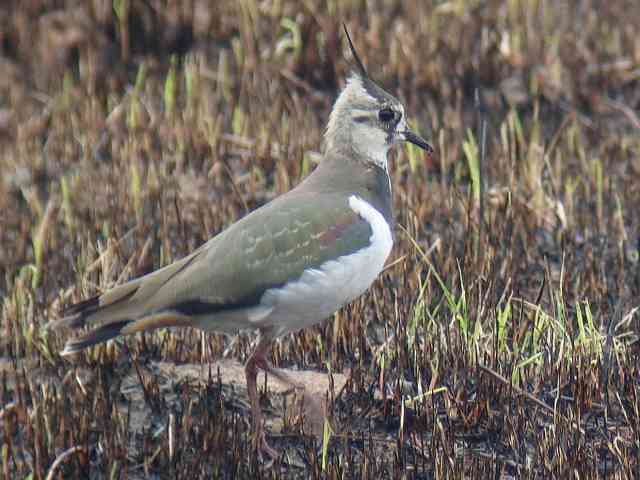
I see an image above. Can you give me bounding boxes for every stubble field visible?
[1,1,639,478]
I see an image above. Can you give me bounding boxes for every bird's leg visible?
[244,337,279,460]
[244,333,327,460]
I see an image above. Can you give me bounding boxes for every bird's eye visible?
[378,107,395,123]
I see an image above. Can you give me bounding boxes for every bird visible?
[48,25,434,459]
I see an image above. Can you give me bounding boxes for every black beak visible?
[402,130,435,158]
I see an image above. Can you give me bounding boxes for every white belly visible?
[252,195,393,337]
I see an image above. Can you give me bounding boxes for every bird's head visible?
[324,26,434,171]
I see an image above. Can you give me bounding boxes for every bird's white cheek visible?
[351,124,390,169]
[393,118,414,146]
[397,118,408,137]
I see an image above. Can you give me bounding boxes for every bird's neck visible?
[303,147,394,224]
[324,122,390,172]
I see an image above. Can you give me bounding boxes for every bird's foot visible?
[258,440,279,464]
[254,426,279,464]
[298,390,326,436]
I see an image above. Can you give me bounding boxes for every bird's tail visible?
[46,277,145,355]
[47,247,204,354]
[59,319,134,355]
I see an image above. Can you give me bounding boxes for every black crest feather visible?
[343,23,368,78]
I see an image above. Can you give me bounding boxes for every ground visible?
[0,1,639,478]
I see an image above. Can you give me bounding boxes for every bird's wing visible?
[50,191,378,353]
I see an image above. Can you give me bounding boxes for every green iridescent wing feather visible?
[151,192,374,313]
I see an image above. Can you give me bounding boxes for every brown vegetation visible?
[1,0,639,478]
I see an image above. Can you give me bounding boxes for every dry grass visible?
[1,0,639,478]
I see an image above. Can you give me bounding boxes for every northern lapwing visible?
[49,25,434,459]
